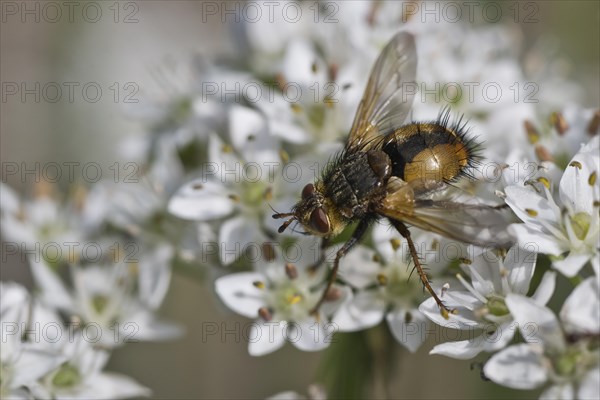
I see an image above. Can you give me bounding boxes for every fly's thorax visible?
[382,122,476,184]
[321,150,392,220]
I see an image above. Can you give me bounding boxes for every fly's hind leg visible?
[389,219,454,319]
[310,220,370,315]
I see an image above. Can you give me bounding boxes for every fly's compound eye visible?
[310,207,330,234]
[302,183,315,199]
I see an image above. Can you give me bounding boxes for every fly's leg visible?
[310,220,370,315]
[307,237,330,273]
[389,219,454,319]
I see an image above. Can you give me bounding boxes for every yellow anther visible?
[440,308,450,320]
[279,149,290,163]
[376,273,388,286]
[252,281,265,289]
[537,177,551,189]
[535,145,554,162]
[525,208,538,217]
[258,307,273,322]
[550,111,569,135]
[569,161,582,169]
[263,187,273,201]
[262,243,276,263]
[524,120,540,144]
[288,294,302,305]
[589,171,597,186]
[285,263,298,280]
[390,238,401,251]
[290,103,302,113]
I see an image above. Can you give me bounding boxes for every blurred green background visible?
[1,1,598,398]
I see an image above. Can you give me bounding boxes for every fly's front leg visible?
[389,219,454,319]
[308,237,330,273]
[310,220,370,315]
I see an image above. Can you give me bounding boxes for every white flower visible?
[505,135,600,277]
[1,283,65,399]
[268,384,327,400]
[214,238,345,356]
[29,250,182,348]
[0,186,93,265]
[27,303,150,400]
[333,223,443,353]
[169,105,290,265]
[484,279,599,398]
[121,56,238,161]
[530,106,599,169]
[419,246,556,360]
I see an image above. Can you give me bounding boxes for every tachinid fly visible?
[273,31,512,317]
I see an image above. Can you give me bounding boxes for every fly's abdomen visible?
[381,123,474,183]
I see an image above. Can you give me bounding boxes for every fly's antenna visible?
[276,217,296,233]
[272,211,296,233]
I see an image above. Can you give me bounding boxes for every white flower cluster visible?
[1,95,187,398]
[2,1,598,399]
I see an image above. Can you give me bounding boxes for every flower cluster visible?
[2,1,598,399]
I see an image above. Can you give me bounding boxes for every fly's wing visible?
[376,179,514,248]
[347,32,417,151]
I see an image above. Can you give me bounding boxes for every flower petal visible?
[29,258,73,311]
[138,244,174,310]
[560,152,598,216]
[11,344,65,387]
[218,216,266,265]
[419,293,485,329]
[559,277,600,335]
[430,336,488,360]
[66,372,152,399]
[505,294,565,352]
[386,308,427,353]
[291,319,332,352]
[530,271,557,306]
[552,252,592,278]
[248,321,286,356]
[483,344,548,389]
[333,291,385,331]
[168,179,235,221]
[282,39,327,91]
[0,183,20,214]
[229,105,279,166]
[505,246,537,295]
[508,223,566,256]
[540,383,574,400]
[578,367,600,400]
[338,246,381,289]
[214,272,266,318]
[505,186,557,225]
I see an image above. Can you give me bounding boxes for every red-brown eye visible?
[310,207,330,234]
[301,183,315,199]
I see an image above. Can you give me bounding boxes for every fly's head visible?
[273,183,332,237]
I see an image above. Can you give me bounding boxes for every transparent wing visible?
[376,179,514,248]
[347,31,417,150]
